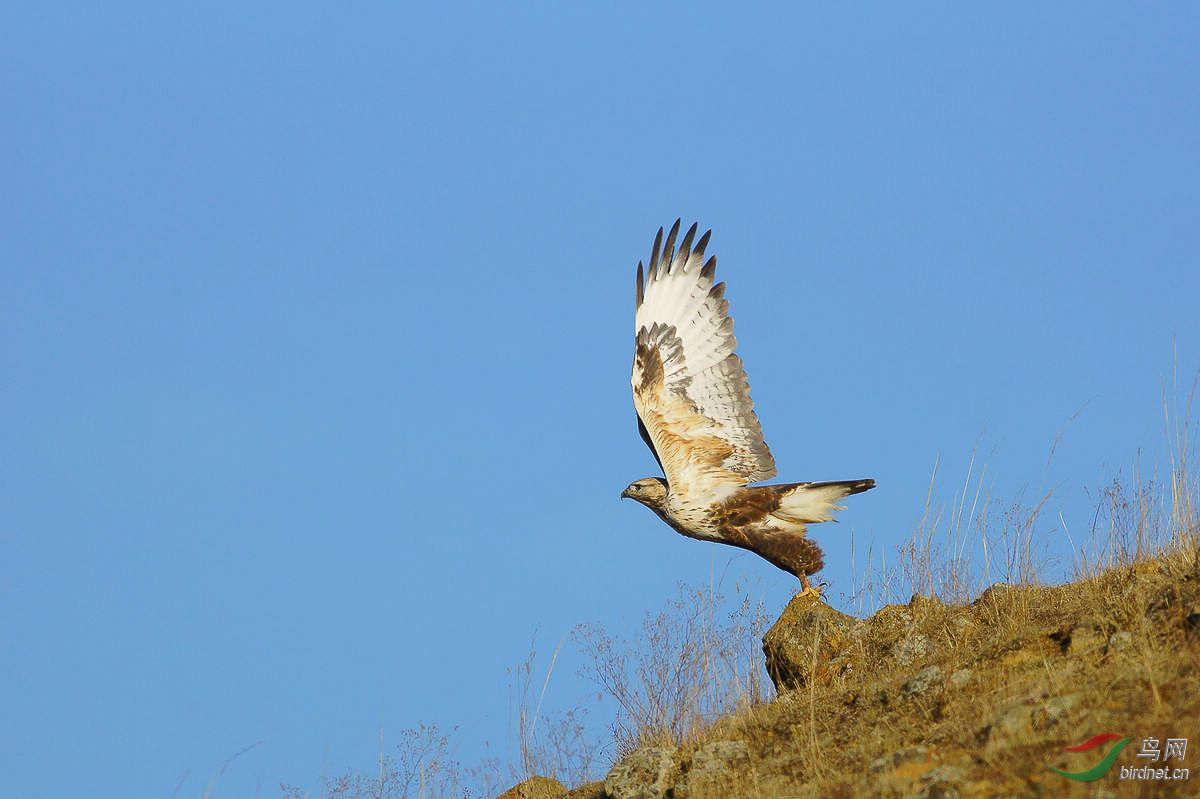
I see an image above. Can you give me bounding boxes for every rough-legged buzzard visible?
[621,220,875,598]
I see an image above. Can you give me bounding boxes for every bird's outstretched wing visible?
[631,220,776,500]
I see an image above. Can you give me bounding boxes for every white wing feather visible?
[631,221,776,499]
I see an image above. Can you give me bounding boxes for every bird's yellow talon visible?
[797,584,823,601]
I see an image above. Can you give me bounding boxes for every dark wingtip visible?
[700,255,716,282]
[648,227,664,280]
[661,219,681,274]
[695,228,712,259]
[677,222,698,267]
[636,261,645,308]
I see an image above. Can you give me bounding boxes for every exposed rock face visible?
[673,740,750,799]
[600,740,764,799]
[603,747,676,799]
[761,594,863,690]
[900,664,943,698]
[762,591,953,694]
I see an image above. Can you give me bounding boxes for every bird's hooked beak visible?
[620,487,632,500]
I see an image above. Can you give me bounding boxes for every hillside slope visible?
[504,545,1199,798]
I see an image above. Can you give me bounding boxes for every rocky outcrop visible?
[761,593,863,690]
[603,747,677,799]
[673,740,750,799]
[762,590,955,694]
[601,740,772,799]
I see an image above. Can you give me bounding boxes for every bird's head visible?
[620,477,668,509]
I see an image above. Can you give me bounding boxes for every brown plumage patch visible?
[712,486,786,528]
[749,532,825,579]
[633,329,744,497]
[633,338,669,395]
[710,485,829,578]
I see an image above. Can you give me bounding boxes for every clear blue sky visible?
[3,4,1198,797]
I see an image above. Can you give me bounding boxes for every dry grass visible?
[280,724,503,799]
[510,638,601,786]
[571,580,774,756]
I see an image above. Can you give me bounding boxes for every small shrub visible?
[573,581,773,753]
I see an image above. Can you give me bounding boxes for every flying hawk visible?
[620,220,875,598]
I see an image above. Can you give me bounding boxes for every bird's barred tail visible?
[806,478,876,496]
[774,478,876,524]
